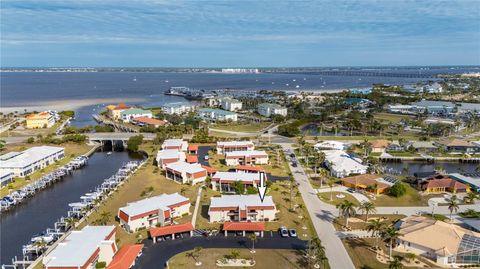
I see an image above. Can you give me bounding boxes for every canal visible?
[383,161,479,175]
[0,150,143,265]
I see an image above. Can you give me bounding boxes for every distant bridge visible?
[86,132,156,142]
[287,70,438,79]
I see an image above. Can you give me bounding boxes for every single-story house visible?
[118,193,190,232]
[322,150,368,178]
[408,141,438,153]
[314,141,350,151]
[395,216,480,266]
[436,139,479,153]
[449,173,480,192]
[369,139,391,153]
[420,174,469,193]
[341,174,397,195]
[131,116,168,128]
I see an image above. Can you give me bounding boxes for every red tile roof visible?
[223,222,265,231]
[235,165,265,172]
[186,155,198,164]
[188,145,199,151]
[107,244,143,269]
[114,102,130,110]
[132,116,167,126]
[149,222,194,237]
[201,165,218,173]
[422,177,468,190]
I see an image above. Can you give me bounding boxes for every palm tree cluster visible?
[304,238,328,269]
[336,200,377,228]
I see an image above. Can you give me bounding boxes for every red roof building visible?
[188,144,199,154]
[201,165,218,176]
[421,175,469,193]
[223,221,265,237]
[149,222,194,243]
[114,102,130,110]
[186,155,198,164]
[131,116,167,127]
[107,244,144,269]
[235,165,265,173]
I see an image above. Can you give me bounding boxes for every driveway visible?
[316,186,370,203]
[277,143,356,269]
[133,235,307,268]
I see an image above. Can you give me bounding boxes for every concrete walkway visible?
[316,185,370,203]
[278,143,356,269]
[191,186,203,228]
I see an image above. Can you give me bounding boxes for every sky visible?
[1,0,479,67]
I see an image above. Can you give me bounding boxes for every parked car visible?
[346,188,356,193]
[289,229,297,238]
[279,226,289,237]
[204,156,209,161]
[291,161,298,167]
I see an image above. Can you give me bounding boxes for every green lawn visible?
[168,248,304,269]
[333,214,406,232]
[318,191,360,207]
[373,184,437,207]
[373,113,414,123]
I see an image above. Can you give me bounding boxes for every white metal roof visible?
[212,172,259,182]
[210,195,274,209]
[0,146,64,169]
[166,161,205,174]
[156,149,184,160]
[43,226,115,268]
[162,139,185,148]
[314,141,349,150]
[323,150,367,172]
[120,193,189,217]
[225,150,268,158]
[217,141,254,147]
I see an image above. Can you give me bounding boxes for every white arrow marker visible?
[258,172,267,202]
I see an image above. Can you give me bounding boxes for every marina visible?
[0,151,144,266]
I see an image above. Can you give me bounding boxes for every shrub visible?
[95,262,106,269]
[389,182,407,197]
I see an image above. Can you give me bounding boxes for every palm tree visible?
[336,200,357,227]
[305,238,327,269]
[464,192,478,204]
[318,167,328,189]
[388,257,403,269]
[97,211,111,225]
[65,217,77,230]
[249,233,257,253]
[447,195,460,219]
[382,225,400,259]
[358,201,376,221]
[327,180,335,201]
[180,187,188,196]
[367,218,385,250]
[0,139,5,151]
[186,247,203,265]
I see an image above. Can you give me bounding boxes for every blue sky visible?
[1,0,479,67]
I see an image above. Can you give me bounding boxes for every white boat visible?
[295,85,300,88]
[107,152,112,156]
[133,76,137,82]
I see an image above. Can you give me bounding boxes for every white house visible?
[216,141,255,154]
[0,170,14,186]
[118,193,190,232]
[0,146,65,177]
[208,195,276,222]
[120,108,153,123]
[322,150,367,178]
[211,171,262,192]
[198,108,238,122]
[257,103,287,117]
[314,141,350,151]
[224,150,269,166]
[156,150,186,169]
[219,97,243,111]
[161,102,196,115]
[165,162,207,185]
[161,139,188,151]
[43,226,117,269]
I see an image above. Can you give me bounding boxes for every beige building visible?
[208,195,276,223]
[216,141,255,154]
[107,102,130,120]
[26,111,55,129]
[396,216,480,266]
[165,161,207,185]
[224,150,269,166]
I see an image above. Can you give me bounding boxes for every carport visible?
[223,222,265,237]
[149,222,194,243]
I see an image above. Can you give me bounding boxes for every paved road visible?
[278,143,356,269]
[133,235,307,269]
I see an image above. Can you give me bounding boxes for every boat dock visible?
[379,152,480,163]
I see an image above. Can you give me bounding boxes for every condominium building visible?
[26,111,56,129]
[161,102,196,115]
[0,146,65,177]
[0,170,14,186]
[161,139,188,151]
[224,150,269,166]
[118,193,190,232]
[120,108,153,123]
[43,226,117,269]
[165,162,207,185]
[208,195,276,222]
[219,97,243,111]
[257,103,287,117]
[216,141,255,154]
[211,171,263,192]
[156,149,186,169]
[198,108,238,122]
[107,102,130,120]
